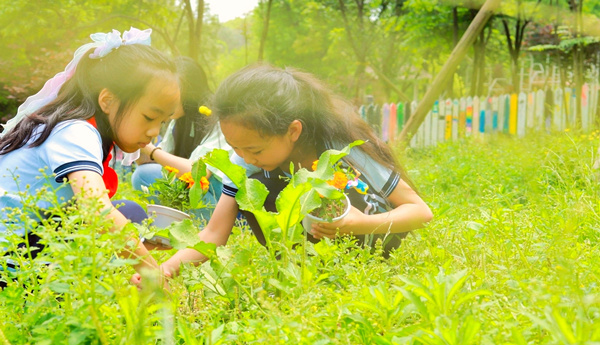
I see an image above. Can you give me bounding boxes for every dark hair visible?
[171,56,212,158]
[212,63,415,187]
[0,44,176,155]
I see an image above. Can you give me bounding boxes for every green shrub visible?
[1,130,599,344]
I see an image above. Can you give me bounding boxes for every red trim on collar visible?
[87,117,118,198]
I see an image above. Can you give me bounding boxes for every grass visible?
[1,130,600,344]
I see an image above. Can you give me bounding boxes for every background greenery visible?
[2,1,600,342]
[1,0,600,124]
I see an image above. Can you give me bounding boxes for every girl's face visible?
[170,102,185,120]
[220,119,302,172]
[102,75,180,153]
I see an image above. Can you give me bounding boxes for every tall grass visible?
[1,130,599,344]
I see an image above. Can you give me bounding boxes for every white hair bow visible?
[0,27,152,137]
[89,27,151,59]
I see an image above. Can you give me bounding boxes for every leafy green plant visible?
[200,140,363,250]
[2,131,600,343]
[307,158,362,222]
[147,160,210,212]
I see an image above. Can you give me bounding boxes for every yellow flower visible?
[327,171,348,190]
[199,176,210,192]
[199,105,212,116]
[312,160,319,171]
[165,166,179,174]
[178,172,194,188]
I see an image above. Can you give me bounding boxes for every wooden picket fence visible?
[360,83,600,147]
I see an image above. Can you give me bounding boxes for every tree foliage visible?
[1,0,600,122]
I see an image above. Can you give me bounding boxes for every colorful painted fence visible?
[360,84,600,148]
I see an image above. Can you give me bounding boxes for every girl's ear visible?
[98,88,117,114]
[288,120,303,142]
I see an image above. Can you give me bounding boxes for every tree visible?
[499,0,542,93]
[183,0,205,61]
[470,9,495,95]
[257,0,274,61]
[328,0,404,102]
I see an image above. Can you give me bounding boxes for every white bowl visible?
[302,194,350,235]
[145,205,191,249]
[146,204,191,228]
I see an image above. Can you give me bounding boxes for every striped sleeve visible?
[346,146,401,198]
[222,184,238,198]
[379,171,401,198]
[54,161,103,183]
[41,121,104,182]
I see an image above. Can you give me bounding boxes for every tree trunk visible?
[337,0,369,102]
[184,0,204,61]
[258,0,274,61]
[470,11,493,96]
[452,7,459,46]
[573,0,584,127]
[502,17,530,94]
[448,7,460,98]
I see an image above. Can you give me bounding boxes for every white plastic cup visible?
[302,194,351,235]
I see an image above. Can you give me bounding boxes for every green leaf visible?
[210,324,225,344]
[299,189,322,216]
[189,159,207,209]
[242,209,277,246]
[275,181,313,235]
[236,178,269,212]
[527,44,559,52]
[302,140,364,182]
[192,241,217,258]
[48,281,70,293]
[168,219,200,250]
[203,149,246,188]
[267,278,289,293]
[550,309,577,344]
[445,270,469,308]
[398,287,431,322]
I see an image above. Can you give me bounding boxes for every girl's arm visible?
[141,143,213,180]
[140,143,192,175]
[160,194,239,277]
[68,170,159,273]
[311,179,433,239]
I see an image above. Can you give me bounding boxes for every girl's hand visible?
[310,206,363,239]
[140,142,156,156]
[130,268,173,290]
[160,263,178,279]
[130,273,142,288]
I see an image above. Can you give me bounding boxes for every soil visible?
[310,198,347,220]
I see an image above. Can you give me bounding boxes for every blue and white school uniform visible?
[0,119,146,242]
[0,120,104,237]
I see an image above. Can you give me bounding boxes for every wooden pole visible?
[399,0,502,143]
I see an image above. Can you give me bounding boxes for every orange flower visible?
[178,172,194,188]
[199,176,210,192]
[165,166,179,174]
[312,160,319,171]
[327,171,348,190]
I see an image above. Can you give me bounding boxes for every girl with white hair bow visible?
[0,27,180,284]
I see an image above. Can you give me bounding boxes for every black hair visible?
[212,63,415,188]
[171,56,212,159]
[0,44,176,156]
